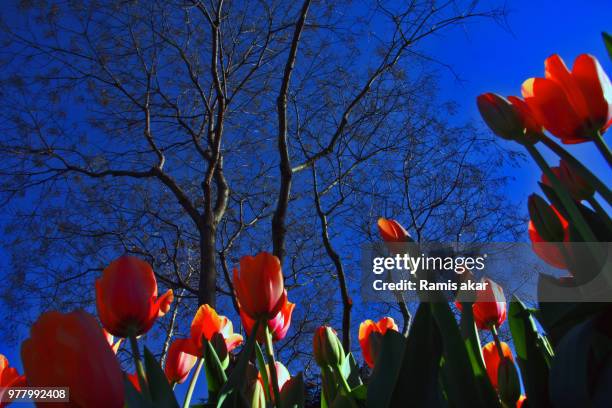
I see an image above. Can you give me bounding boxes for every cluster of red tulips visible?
[1,44,611,408]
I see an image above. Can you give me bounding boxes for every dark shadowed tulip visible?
[313,326,345,367]
[377,218,411,242]
[528,195,570,270]
[233,252,287,319]
[456,278,506,330]
[187,304,243,357]
[477,93,543,143]
[21,311,124,408]
[240,301,295,343]
[164,338,198,384]
[522,54,612,144]
[96,256,173,338]
[482,341,514,389]
[358,317,398,368]
[0,354,26,406]
[541,160,594,201]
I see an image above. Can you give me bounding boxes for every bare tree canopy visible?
[0,0,521,369]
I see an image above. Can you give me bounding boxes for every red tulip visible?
[477,93,543,143]
[21,311,125,408]
[377,218,411,242]
[516,395,527,408]
[258,362,291,400]
[358,317,398,368]
[187,304,243,357]
[541,160,594,201]
[233,252,287,320]
[164,338,197,384]
[522,54,612,144]
[240,301,295,343]
[96,256,174,338]
[0,354,26,406]
[456,278,506,330]
[482,341,514,389]
[528,198,571,270]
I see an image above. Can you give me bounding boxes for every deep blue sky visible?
[1,1,611,404]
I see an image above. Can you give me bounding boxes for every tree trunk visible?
[198,223,217,307]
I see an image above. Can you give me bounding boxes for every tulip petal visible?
[572,54,612,129]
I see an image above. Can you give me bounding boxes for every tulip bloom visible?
[21,311,124,408]
[187,304,243,357]
[126,372,142,392]
[516,395,527,408]
[541,160,594,201]
[482,341,514,389]
[377,218,411,242]
[528,196,571,270]
[96,256,174,338]
[313,326,345,367]
[259,362,291,400]
[240,301,295,343]
[477,93,543,143]
[0,354,26,406]
[233,252,287,320]
[456,278,506,330]
[522,54,612,144]
[358,317,398,368]
[164,338,198,385]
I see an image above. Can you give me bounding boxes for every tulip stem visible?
[183,357,204,408]
[525,143,598,242]
[264,325,282,408]
[593,131,612,167]
[540,134,612,204]
[490,325,506,362]
[128,333,151,400]
[333,364,353,396]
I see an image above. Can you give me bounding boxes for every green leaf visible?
[124,376,154,408]
[279,372,305,408]
[330,394,356,408]
[254,342,271,402]
[508,296,552,407]
[217,320,260,407]
[204,337,228,396]
[388,303,444,407]
[430,301,498,408]
[549,319,594,407]
[349,384,367,401]
[143,347,179,408]
[320,366,339,408]
[365,329,407,408]
[340,353,362,388]
[603,32,612,61]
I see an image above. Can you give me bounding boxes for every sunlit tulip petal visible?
[189,304,243,356]
[164,339,197,384]
[358,317,398,368]
[482,341,514,389]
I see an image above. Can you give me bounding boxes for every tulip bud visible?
[528,194,566,242]
[313,326,345,367]
[377,218,412,242]
[477,93,523,141]
[498,357,521,405]
[246,378,266,408]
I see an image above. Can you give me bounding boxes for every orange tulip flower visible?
[21,311,124,408]
[186,304,243,357]
[96,256,174,338]
[541,159,594,201]
[258,362,291,400]
[522,54,612,144]
[0,354,26,406]
[456,278,506,330]
[482,341,514,389]
[358,317,398,368]
[528,199,571,270]
[377,218,411,242]
[240,301,295,343]
[164,339,198,384]
[233,252,287,320]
